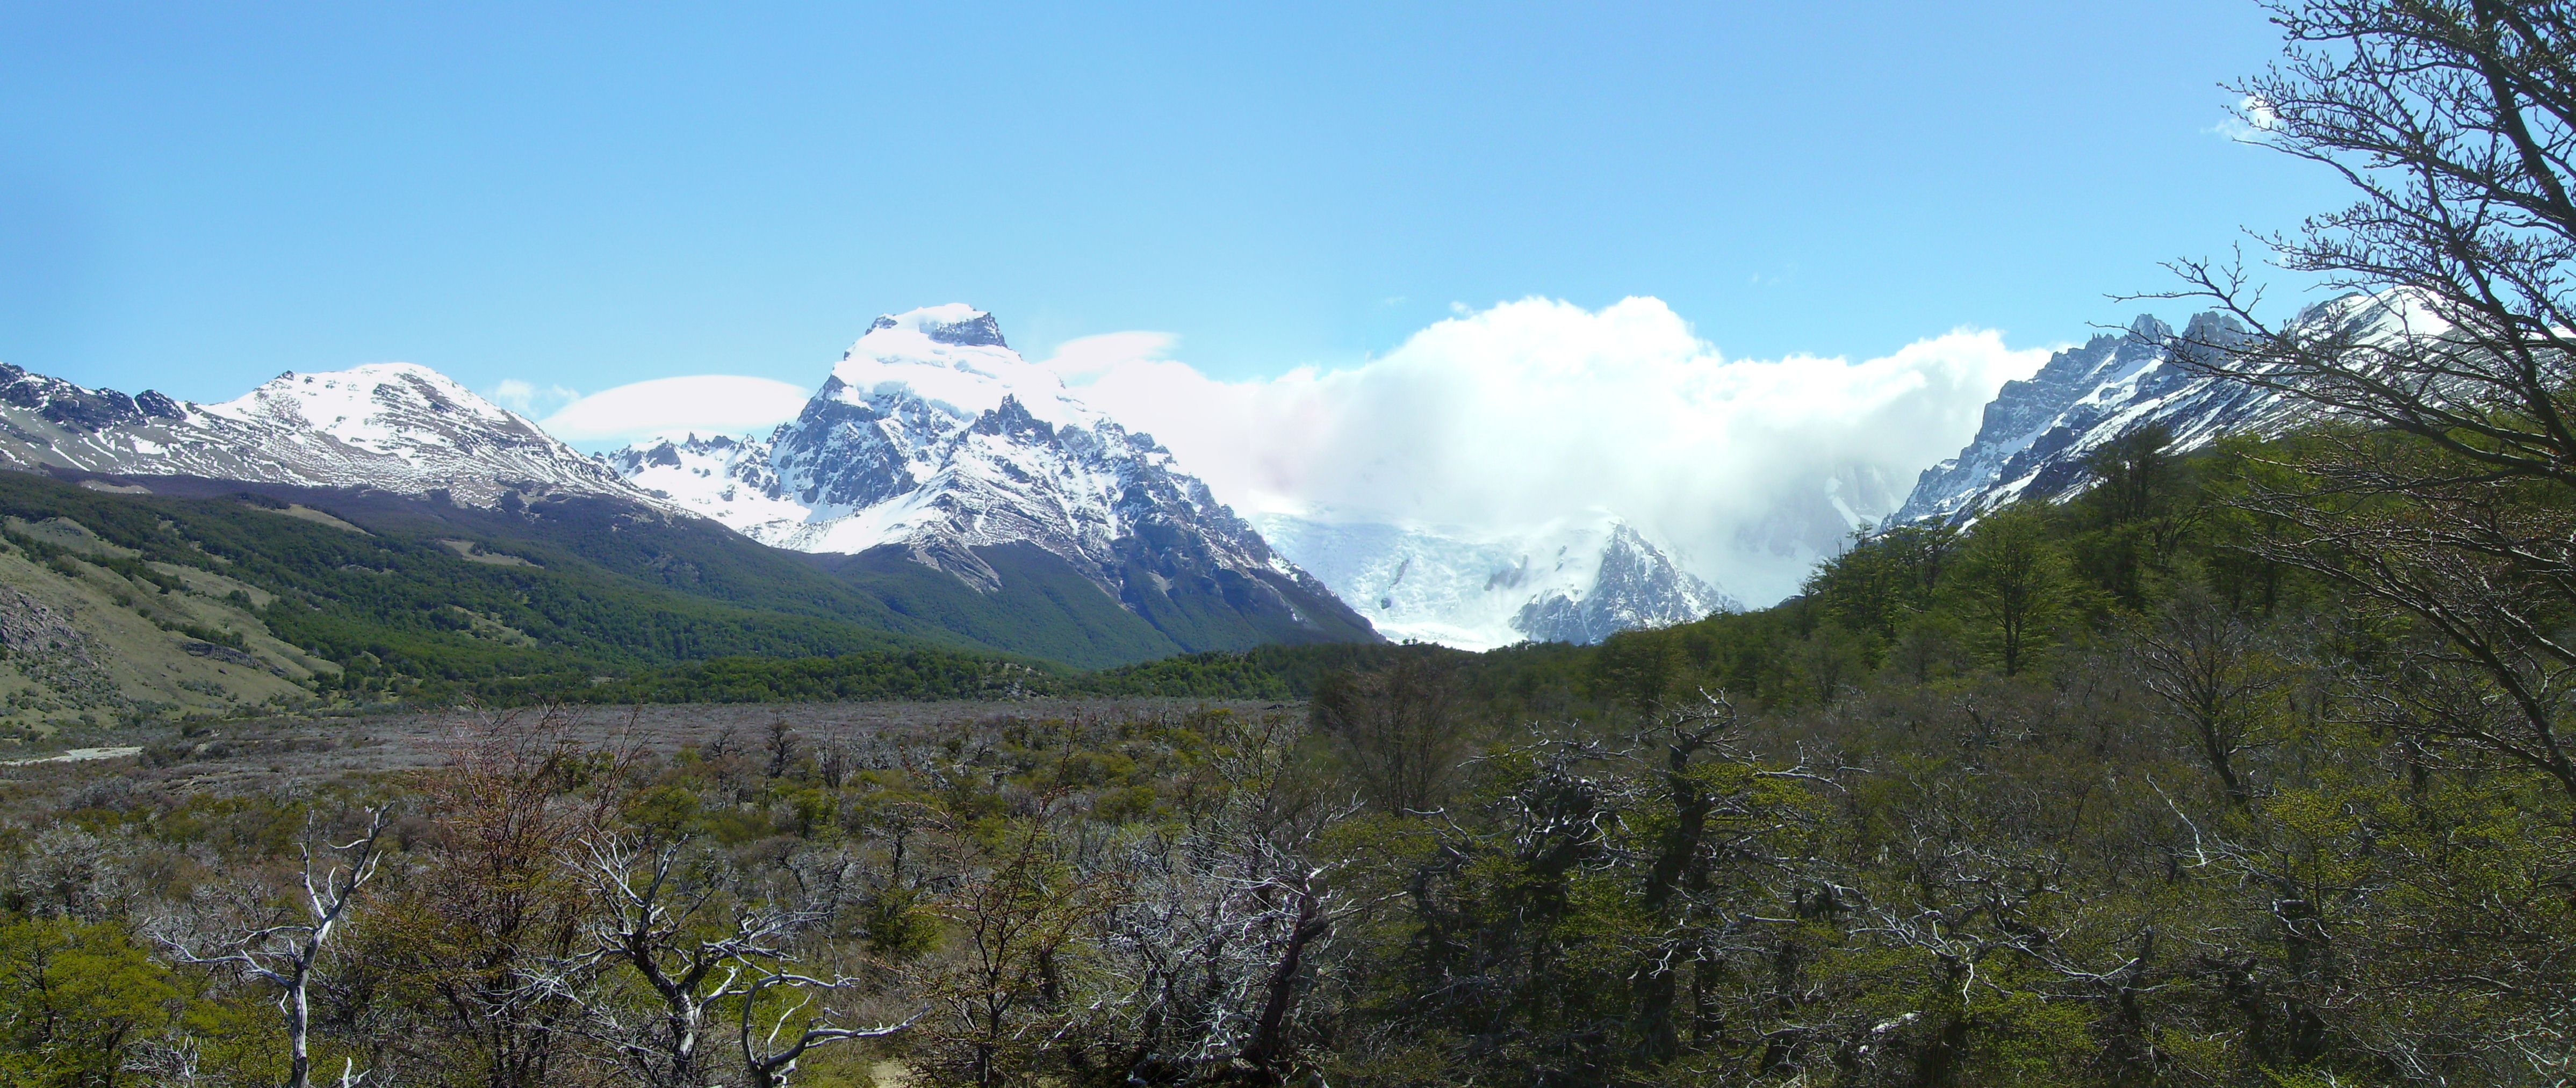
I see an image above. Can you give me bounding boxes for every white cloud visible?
[1039,330,1177,380]
[539,374,811,445]
[489,378,580,416]
[1070,297,2052,604]
[2212,93,2280,142]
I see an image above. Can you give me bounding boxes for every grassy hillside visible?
[132,475,1373,669]
[0,470,1405,727]
[0,473,1045,725]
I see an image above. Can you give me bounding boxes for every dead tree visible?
[401,705,636,1088]
[1311,652,1466,813]
[158,806,394,1088]
[1092,710,1371,1084]
[556,835,910,1087]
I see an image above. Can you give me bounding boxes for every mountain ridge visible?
[605,305,1380,653]
[1888,294,2426,525]
[1253,511,1736,650]
[0,361,643,508]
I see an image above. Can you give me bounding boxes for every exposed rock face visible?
[609,305,1375,644]
[1513,523,1735,645]
[1254,513,1735,650]
[1891,313,2257,523]
[1891,292,2438,525]
[0,362,642,507]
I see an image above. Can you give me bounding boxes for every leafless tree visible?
[1311,652,1467,813]
[765,717,800,779]
[554,835,910,1087]
[2161,1,2576,806]
[2172,1,2576,472]
[157,805,394,1088]
[1091,710,1371,1084]
[2133,588,2283,809]
[392,705,636,1088]
[816,736,855,790]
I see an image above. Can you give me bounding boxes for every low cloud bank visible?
[1054,297,2050,604]
[536,375,811,444]
[500,299,2049,606]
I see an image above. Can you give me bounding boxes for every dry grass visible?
[0,697,1296,803]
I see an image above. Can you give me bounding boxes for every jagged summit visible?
[1253,511,1736,650]
[824,306,1093,432]
[860,304,1010,349]
[1889,292,2422,525]
[609,306,1378,651]
[1888,312,2259,523]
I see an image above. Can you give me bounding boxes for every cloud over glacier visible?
[525,299,2051,607]
[1055,297,2052,604]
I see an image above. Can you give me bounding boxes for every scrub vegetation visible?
[14,1,2576,1084]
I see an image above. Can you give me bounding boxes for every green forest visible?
[12,1,2576,1086]
[6,414,2571,1086]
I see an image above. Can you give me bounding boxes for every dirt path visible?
[0,745,141,766]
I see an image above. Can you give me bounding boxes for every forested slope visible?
[10,419,2576,1085]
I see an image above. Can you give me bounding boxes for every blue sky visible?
[1,1,2336,404]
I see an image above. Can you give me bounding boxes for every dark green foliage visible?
[1080,650,1296,700]
[577,650,1057,704]
[813,543,1196,668]
[0,473,1399,707]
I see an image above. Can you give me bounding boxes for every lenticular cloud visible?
[541,374,812,444]
[1065,297,2051,604]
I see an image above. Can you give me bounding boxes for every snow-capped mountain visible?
[609,306,1374,645]
[1251,512,1736,650]
[0,361,641,506]
[1889,313,2249,523]
[1890,293,2431,524]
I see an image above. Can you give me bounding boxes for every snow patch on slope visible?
[1255,511,1735,650]
[0,361,646,507]
[606,306,1366,638]
[1890,292,2430,525]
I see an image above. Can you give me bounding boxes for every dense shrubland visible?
[18,0,2576,1083]
[6,419,2576,1086]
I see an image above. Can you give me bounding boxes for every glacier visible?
[1253,511,1737,650]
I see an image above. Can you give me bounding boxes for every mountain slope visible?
[0,468,1095,721]
[1253,513,1736,650]
[609,305,1377,654]
[0,340,1375,669]
[0,362,641,507]
[1890,293,2435,524]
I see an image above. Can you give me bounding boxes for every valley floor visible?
[0,697,1286,799]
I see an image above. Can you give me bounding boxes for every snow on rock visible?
[1254,511,1737,650]
[0,361,643,506]
[607,306,1368,635]
[1889,291,2433,525]
[607,433,804,538]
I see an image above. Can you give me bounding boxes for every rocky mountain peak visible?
[607,308,1378,651]
[1255,511,1735,650]
[860,304,1009,349]
[0,359,645,508]
[1887,298,2411,525]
